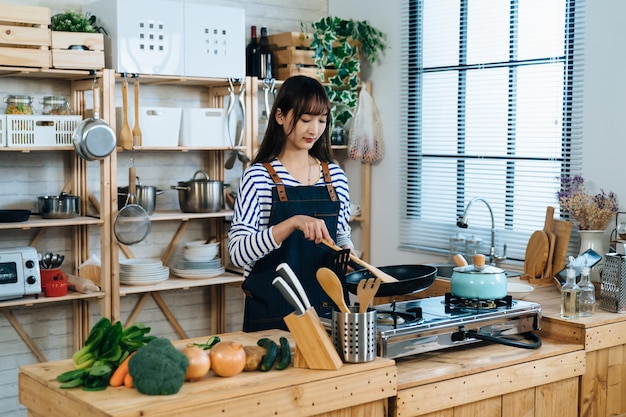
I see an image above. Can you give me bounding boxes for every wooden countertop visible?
[19,330,397,417]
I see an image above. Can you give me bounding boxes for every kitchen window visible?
[398,0,585,261]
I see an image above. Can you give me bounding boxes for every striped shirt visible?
[228,158,353,278]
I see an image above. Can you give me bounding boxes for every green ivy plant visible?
[302,17,387,128]
[51,11,96,33]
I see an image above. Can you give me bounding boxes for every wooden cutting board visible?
[523,230,549,280]
[552,219,572,275]
[538,206,557,282]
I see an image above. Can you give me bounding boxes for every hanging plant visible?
[302,17,387,128]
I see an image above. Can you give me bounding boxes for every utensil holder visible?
[283,307,343,370]
[600,253,626,313]
[331,306,377,363]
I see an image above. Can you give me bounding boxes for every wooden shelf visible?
[148,210,234,222]
[119,272,243,296]
[0,66,101,80]
[0,215,103,230]
[0,288,104,308]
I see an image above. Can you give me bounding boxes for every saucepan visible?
[118,177,164,215]
[450,254,508,300]
[37,192,80,219]
[72,80,116,161]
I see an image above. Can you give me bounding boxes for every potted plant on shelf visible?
[302,17,387,139]
[49,10,105,70]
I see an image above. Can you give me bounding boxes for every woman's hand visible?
[272,215,333,245]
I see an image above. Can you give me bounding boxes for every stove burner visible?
[445,293,513,313]
[377,303,423,328]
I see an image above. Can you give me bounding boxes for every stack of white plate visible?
[120,258,170,286]
[170,257,225,279]
[182,240,219,262]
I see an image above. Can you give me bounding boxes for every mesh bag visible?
[347,89,384,163]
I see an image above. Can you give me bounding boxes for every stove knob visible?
[25,259,35,269]
[26,275,37,285]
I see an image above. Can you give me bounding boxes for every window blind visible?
[398,0,585,261]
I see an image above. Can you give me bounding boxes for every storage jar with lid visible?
[4,95,34,114]
[41,96,71,115]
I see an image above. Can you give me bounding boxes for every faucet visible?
[456,197,506,265]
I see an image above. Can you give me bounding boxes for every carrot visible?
[109,353,134,387]
[123,372,133,388]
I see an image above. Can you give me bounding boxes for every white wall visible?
[332,0,626,267]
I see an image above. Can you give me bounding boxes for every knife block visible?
[283,307,343,370]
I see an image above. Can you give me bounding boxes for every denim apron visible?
[241,161,341,332]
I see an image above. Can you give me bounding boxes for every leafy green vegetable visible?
[128,338,189,396]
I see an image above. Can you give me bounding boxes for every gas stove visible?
[374,294,542,359]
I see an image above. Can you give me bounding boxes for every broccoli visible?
[128,337,189,395]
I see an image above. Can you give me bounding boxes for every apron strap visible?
[321,161,338,202]
[263,162,288,202]
[263,160,338,203]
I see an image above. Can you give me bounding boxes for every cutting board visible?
[523,230,549,280]
[551,219,572,275]
[536,206,557,282]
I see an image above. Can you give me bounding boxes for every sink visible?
[428,263,521,279]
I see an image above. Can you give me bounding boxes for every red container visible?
[43,281,68,297]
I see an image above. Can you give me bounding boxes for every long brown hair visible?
[252,75,334,164]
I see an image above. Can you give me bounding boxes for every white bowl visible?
[507,282,534,299]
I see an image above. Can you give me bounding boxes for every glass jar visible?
[41,96,71,115]
[449,233,466,261]
[466,235,483,263]
[4,95,34,115]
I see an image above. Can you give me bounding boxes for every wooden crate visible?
[50,32,105,70]
[0,4,50,68]
[268,31,319,81]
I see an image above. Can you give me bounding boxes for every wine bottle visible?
[257,27,273,80]
[246,26,260,77]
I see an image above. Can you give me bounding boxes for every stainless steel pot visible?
[38,193,80,219]
[171,170,224,213]
[117,179,164,215]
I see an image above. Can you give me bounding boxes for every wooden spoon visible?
[132,77,142,147]
[357,277,381,313]
[320,239,399,283]
[119,77,133,150]
[316,267,350,313]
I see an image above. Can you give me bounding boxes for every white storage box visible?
[116,107,181,148]
[6,115,82,147]
[183,4,245,78]
[0,115,5,146]
[179,108,226,147]
[85,0,185,76]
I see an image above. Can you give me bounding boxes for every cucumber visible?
[275,337,291,370]
[257,338,279,372]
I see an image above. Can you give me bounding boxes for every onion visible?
[181,343,211,381]
[209,341,246,377]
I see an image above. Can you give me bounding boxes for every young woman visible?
[228,75,355,332]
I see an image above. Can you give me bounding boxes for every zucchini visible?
[257,338,279,372]
[275,337,291,370]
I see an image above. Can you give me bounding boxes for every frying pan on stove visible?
[345,265,437,297]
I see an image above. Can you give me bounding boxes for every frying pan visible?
[345,265,437,297]
[73,79,116,161]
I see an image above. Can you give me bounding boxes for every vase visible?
[578,230,608,283]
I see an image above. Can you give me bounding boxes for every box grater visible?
[600,253,626,313]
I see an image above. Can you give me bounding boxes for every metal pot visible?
[117,181,164,215]
[450,264,508,300]
[171,170,224,213]
[72,82,116,161]
[38,193,80,219]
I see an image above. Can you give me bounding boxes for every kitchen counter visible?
[19,330,397,417]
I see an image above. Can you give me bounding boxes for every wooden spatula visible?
[316,267,350,313]
[320,239,399,283]
[357,277,381,313]
[132,77,142,147]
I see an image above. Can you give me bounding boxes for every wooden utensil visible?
[552,219,572,274]
[119,77,133,150]
[523,230,549,280]
[357,277,381,313]
[320,239,399,283]
[316,267,350,313]
[540,206,557,281]
[132,77,142,147]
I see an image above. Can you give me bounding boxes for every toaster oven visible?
[0,247,41,301]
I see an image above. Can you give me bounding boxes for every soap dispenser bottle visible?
[561,259,581,319]
[578,264,596,317]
